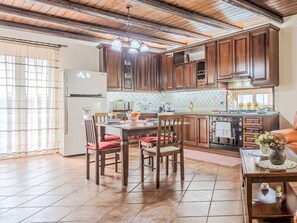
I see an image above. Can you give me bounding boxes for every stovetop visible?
[219,110,258,114]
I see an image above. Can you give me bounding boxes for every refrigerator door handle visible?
[65,99,68,135]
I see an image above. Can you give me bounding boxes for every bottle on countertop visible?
[189,102,194,112]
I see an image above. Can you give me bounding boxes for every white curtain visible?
[0,40,63,158]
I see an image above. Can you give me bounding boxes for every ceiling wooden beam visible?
[0,5,185,47]
[0,19,165,52]
[130,0,241,30]
[222,0,284,24]
[32,0,210,39]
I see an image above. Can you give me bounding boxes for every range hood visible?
[216,76,252,83]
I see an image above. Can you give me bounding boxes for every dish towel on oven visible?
[215,122,232,138]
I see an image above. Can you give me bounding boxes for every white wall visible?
[0,27,99,72]
[278,15,297,128]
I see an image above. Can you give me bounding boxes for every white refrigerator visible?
[62,69,107,156]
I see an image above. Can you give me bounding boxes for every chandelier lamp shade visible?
[111,5,149,53]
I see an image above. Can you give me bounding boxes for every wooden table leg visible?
[121,131,129,187]
[99,126,106,141]
[246,177,253,223]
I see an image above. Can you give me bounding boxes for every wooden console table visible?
[240,148,297,223]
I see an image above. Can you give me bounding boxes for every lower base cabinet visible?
[183,115,209,148]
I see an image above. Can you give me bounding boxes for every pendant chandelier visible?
[111,5,149,53]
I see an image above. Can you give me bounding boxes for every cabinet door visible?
[151,54,159,91]
[135,54,151,91]
[184,62,196,89]
[250,29,270,86]
[233,33,249,77]
[197,116,209,147]
[174,64,184,89]
[183,116,197,146]
[165,55,174,90]
[106,49,122,90]
[161,55,167,91]
[217,38,233,79]
[122,53,136,91]
[205,42,217,86]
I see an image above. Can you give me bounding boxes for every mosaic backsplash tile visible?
[107,90,227,112]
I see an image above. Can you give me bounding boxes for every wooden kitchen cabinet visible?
[197,116,209,147]
[122,52,136,91]
[161,54,174,91]
[205,42,217,86]
[174,64,184,89]
[184,62,197,89]
[250,27,279,86]
[151,54,159,91]
[106,48,122,90]
[183,116,197,146]
[184,115,209,148]
[217,38,233,79]
[233,33,249,77]
[135,54,151,91]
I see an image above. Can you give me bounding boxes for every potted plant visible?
[275,185,282,198]
[268,134,287,165]
[254,132,272,155]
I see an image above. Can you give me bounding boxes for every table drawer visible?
[243,117,263,126]
[243,143,258,149]
[243,134,256,143]
[243,127,263,134]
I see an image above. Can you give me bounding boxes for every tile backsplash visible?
[107,90,227,112]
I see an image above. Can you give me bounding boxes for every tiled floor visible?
[0,147,246,223]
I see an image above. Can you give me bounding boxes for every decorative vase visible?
[269,150,287,165]
[260,144,270,155]
[275,191,282,198]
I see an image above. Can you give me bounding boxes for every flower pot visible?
[269,150,287,165]
[275,191,282,198]
[260,144,270,155]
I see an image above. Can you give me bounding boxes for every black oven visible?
[209,116,243,151]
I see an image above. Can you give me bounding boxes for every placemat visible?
[257,160,297,170]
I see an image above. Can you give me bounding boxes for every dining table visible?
[98,120,160,186]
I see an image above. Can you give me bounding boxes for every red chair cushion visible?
[140,136,158,143]
[105,135,120,141]
[87,141,120,150]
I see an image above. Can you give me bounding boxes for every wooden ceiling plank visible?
[130,0,241,30]
[222,0,284,24]
[31,0,210,39]
[0,4,185,46]
[0,19,165,51]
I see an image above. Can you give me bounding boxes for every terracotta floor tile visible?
[23,206,77,222]
[0,186,31,196]
[192,173,217,181]
[100,203,145,219]
[61,205,112,221]
[209,201,243,216]
[0,208,9,214]
[181,190,213,202]
[215,180,241,190]
[120,191,157,204]
[174,202,210,217]
[150,190,184,203]
[136,202,178,218]
[0,195,36,208]
[188,181,215,190]
[17,185,59,196]
[212,189,242,201]
[45,183,84,195]
[169,217,207,223]
[207,215,244,223]
[132,182,164,192]
[167,174,195,182]
[0,207,42,222]
[84,192,126,205]
[19,194,67,207]
[96,218,134,223]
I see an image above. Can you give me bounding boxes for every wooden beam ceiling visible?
[222,0,284,24]
[0,5,185,47]
[0,19,164,51]
[32,0,210,39]
[130,0,241,30]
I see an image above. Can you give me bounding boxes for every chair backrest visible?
[95,112,117,123]
[83,115,99,149]
[294,112,297,130]
[157,115,184,149]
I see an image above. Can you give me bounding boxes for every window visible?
[0,41,63,157]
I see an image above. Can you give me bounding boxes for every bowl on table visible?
[127,112,141,122]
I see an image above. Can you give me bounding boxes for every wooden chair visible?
[95,112,121,141]
[140,115,184,188]
[84,115,121,185]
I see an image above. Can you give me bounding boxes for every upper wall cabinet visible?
[135,54,151,91]
[184,62,197,89]
[217,33,249,80]
[106,48,122,90]
[122,52,136,91]
[174,64,184,89]
[250,27,279,87]
[150,54,160,92]
[205,42,217,87]
[161,54,174,91]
